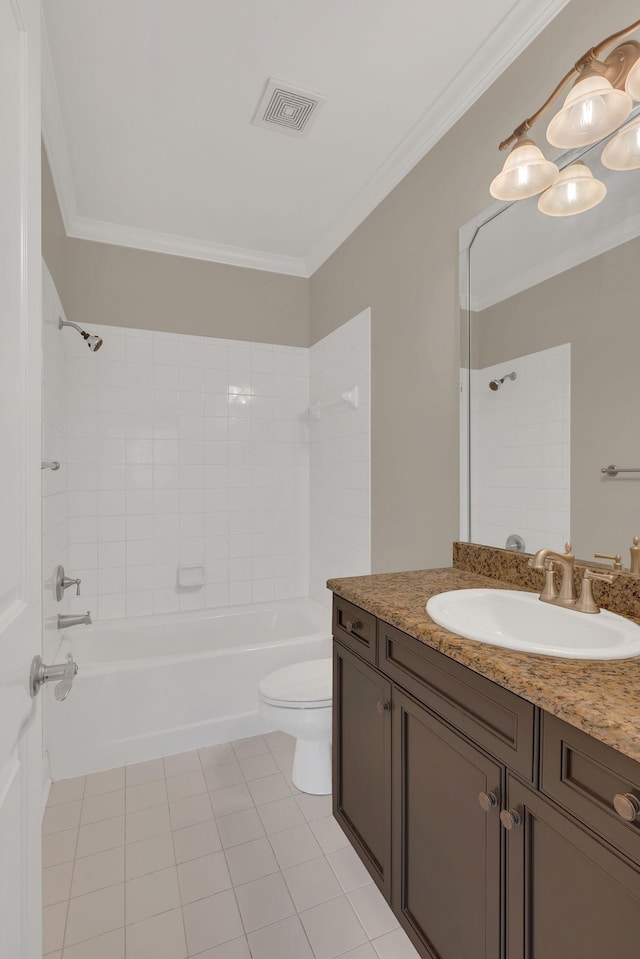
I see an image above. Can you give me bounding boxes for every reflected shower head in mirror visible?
[489,371,517,391]
[58,317,103,352]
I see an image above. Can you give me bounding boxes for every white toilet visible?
[259,658,333,796]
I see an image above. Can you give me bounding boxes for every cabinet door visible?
[333,641,392,897]
[505,776,640,959]
[392,690,502,959]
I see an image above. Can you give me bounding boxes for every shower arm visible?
[58,318,85,336]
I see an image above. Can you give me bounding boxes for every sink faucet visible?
[57,611,92,629]
[529,542,577,607]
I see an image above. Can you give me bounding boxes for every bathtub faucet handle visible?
[29,653,78,700]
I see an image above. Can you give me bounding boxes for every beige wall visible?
[472,236,640,562]
[41,151,310,347]
[310,0,639,573]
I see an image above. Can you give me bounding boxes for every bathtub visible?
[45,597,332,780]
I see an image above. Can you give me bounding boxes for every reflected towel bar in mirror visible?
[601,465,640,477]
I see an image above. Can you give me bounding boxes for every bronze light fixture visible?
[491,18,640,216]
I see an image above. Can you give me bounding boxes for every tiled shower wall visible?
[470,343,570,555]
[59,324,310,620]
[309,310,371,607]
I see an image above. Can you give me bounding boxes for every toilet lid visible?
[259,658,332,708]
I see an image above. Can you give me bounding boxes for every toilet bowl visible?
[259,658,332,796]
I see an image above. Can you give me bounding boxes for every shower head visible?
[58,317,103,352]
[489,371,516,391]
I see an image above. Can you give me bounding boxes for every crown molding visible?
[65,215,310,277]
[42,0,567,279]
[304,0,569,274]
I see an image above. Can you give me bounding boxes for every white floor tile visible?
[282,856,343,912]
[203,761,245,791]
[217,808,266,849]
[83,768,125,797]
[269,823,323,870]
[224,837,279,886]
[234,872,295,932]
[163,750,202,778]
[246,772,291,806]
[310,816,349,854]
[80,790,125,826]
[327,846,374,893]
[43,828,78,868]
[165,769,207,802]
[272,747,295,773]
[337,944,378,959]
[247,914,314,959]
[257,797,306,835]
[232,736,270,760]
[372,928,421,959]
[264,730,295,753]
[172,819,222,864]
[70,846,124,898]
[295,793,333,822]
[47,776,85,806]
[238,753,279,781]
[125,778,168,812]
[183,889,244,955]
[76,817,125,858]
[42,901,67,954]
[43,861,73,906]
[169,792,213,830]
[64,883,124,946]
[190,937,252,959]
[125,865,180,924]
[126,804,172,844]
[125,907,187,959]
[125,758,165,787]
[209,783,253,817]
[300,896,368,959]
[348,884,399,939]
[177,850,231,903]
[199,743,236,768]
[126,832,176,880]
[61,928,125,959]
[42,800,82,836]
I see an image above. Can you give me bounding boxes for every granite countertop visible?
[327,567,640,764]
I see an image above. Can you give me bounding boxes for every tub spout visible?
[58,611,92,629]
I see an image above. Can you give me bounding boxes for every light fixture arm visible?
[498,18,640,152]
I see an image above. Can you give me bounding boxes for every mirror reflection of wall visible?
[463,139,640,567]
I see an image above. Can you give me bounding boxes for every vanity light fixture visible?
[490,18,640,215]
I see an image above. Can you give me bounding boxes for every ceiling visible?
[42,0,567,277]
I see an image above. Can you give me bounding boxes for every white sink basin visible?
[426,589,640,660]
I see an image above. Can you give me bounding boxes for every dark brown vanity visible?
[329,566,640,959]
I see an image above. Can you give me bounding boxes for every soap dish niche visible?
[177,564,205,589]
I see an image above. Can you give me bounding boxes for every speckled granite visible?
[327,565,640,764]
[453,541,640,620]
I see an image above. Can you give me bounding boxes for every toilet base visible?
[292,738,332,795]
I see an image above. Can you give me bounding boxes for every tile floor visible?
[42,732,420,959]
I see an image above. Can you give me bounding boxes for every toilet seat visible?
[259,658,332,709]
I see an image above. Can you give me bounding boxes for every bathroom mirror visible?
[461,124,640,568]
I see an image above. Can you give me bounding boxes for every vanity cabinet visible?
[504,776,640,958]
[332,640,392,897]
[332,594,640,959]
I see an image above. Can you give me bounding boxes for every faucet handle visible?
[594,552,623,571]
[576,568,616,614]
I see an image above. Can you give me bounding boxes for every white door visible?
[0,0,43,956]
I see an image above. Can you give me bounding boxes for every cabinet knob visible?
[376,701,391,714]
[478,791,498,812]
[613,793,640,823]
[345,619,363,634]
[500,809,522,831]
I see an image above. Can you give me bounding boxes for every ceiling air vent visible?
[252,78,325,138]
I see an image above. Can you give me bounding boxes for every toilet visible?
[259,658,333,796]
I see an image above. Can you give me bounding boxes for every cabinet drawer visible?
[541,714,640,866]
[333,597,377,664]
[379,620,535,780]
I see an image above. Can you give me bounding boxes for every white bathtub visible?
[45,597,332,780]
